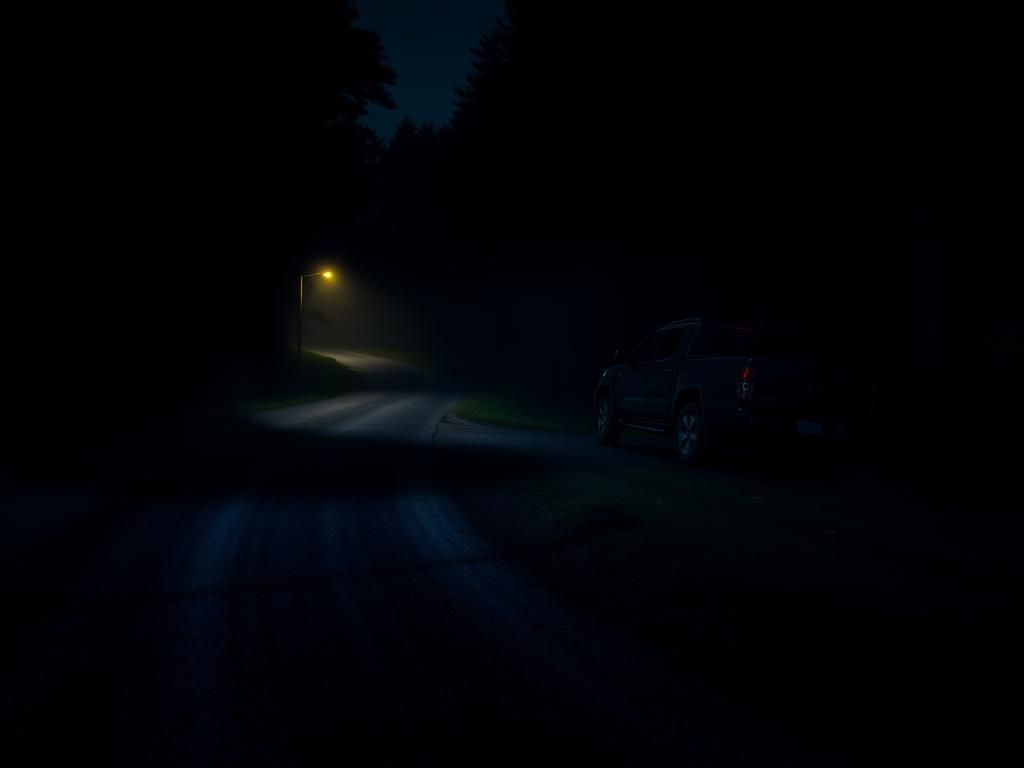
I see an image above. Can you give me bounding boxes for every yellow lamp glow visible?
[322,271,333,279]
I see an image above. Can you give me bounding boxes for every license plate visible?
[796,419,823,436]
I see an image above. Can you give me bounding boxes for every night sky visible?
[356,0,505,139]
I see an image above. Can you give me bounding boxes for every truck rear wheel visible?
[674,401,705,463]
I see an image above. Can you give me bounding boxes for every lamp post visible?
[298,270,333,363]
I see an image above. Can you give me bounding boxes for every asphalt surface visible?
[259,349,663,461]
[2,352,757,765]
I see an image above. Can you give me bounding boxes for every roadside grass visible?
[234,394,335,414]
[460,455,1012,762]
[507,462,854,573]
[461,451,962,650]
[347,346,431,368]
[454,393,593,434]
[543,460,889,545]
[233,351,364,414]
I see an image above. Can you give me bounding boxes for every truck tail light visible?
[736,365,756,400]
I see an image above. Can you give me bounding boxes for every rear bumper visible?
[712,403,846,441]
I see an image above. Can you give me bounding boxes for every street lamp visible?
[298,270,334,363]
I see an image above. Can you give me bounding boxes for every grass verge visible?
[454,454,1012,761]
[347,346,431,368]
[454,393,593,434]
[234,351,364,414]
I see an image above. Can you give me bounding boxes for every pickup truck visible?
[594,319,835,462]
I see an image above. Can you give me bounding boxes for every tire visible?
[596,394,622,446]
[674,401,705,463]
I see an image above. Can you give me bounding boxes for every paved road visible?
[255,388,664,461]
[261,347,667,460]
[4,353,777,765]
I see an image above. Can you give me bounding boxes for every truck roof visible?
[662,318,760,331]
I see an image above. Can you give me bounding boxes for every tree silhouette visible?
[11,0,400,433]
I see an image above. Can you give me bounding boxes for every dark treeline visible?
[8,3,1022,460]
[9,2,396,437]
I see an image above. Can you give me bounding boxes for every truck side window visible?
[631,332,662,363]
[655,326,694,360]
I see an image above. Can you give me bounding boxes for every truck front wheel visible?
[596,394,622,446]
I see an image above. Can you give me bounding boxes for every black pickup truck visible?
[595,319,838,462]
